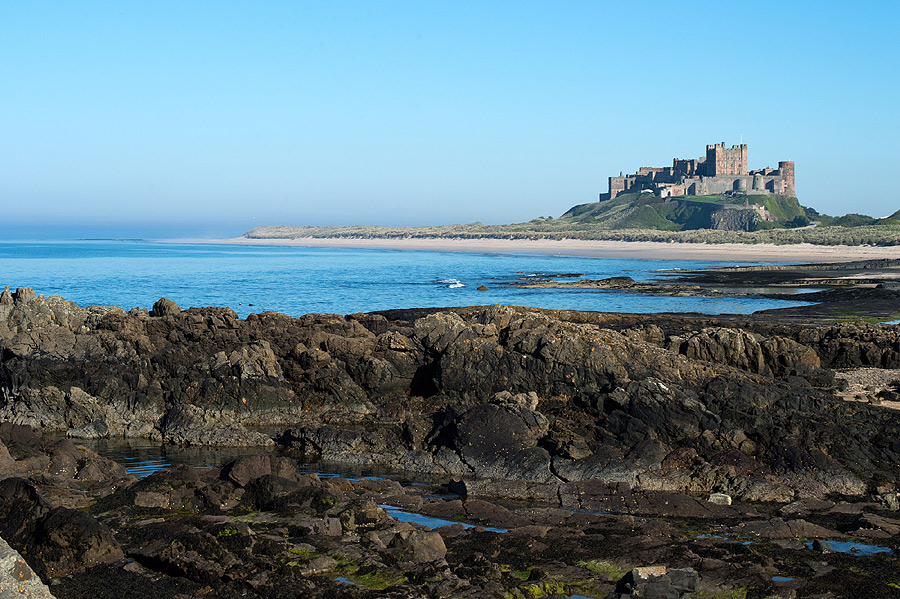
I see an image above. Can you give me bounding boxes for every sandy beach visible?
[185,236,900,263]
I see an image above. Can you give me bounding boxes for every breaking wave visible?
[437,278,465,288]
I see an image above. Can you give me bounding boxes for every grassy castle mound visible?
[560,193,807,232]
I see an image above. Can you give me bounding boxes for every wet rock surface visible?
[0,439,896,598]
[2,288,900,596]
[0,423,135,507]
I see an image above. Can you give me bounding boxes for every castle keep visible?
[600,143,795,201]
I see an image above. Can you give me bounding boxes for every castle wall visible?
[609,175,626,199]
[690,176,735,196]
[673,158,699,176]
[604,143,794,199]
[657,183,685,198]
[687,174,789,196]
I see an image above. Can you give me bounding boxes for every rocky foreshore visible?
[3,423,900,599]
[2,286,900,597]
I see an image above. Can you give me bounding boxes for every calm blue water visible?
[803,540,893,556]
[379,504,508,533]
[0,240,811,317]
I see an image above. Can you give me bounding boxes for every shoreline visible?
[171,236,900,263]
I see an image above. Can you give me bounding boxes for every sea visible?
[0,239,813,317]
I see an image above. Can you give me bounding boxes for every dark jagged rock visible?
[2,290,900,503]
[387,528,447,563]
[67,419,110,439]
[149,297,181,318]
[799,322,900,368]
[447,402,554,482]
[3,287,900,597]
[0,478,122,578]
[667,326,831,384]
[607,566,700,599]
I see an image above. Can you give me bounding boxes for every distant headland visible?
[242,141,900,247]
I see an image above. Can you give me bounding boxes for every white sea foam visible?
[437,278,465,288]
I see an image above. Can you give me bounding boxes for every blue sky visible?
[2,1,898,238]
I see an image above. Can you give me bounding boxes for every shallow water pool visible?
[378,504,507,533]
[803,540,893,555]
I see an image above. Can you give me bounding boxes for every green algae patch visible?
[350,570,408,590]
[499,563,534,581]
[575,559,627,579]
[215,526,239,538]
[503,574,603,599]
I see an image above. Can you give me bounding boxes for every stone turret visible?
[778,161,795,196]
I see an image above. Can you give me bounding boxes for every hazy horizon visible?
[2,1,898,240]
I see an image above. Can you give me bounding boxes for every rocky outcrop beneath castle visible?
[710,206,761,231]
[2,289,900,504]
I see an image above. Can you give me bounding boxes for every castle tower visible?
[778,161,795,196]
[705,142,748,176]
[735,144,748,175]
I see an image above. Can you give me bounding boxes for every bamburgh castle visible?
[600,143,795,201]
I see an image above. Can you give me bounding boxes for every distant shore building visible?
[600,143,795,201]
